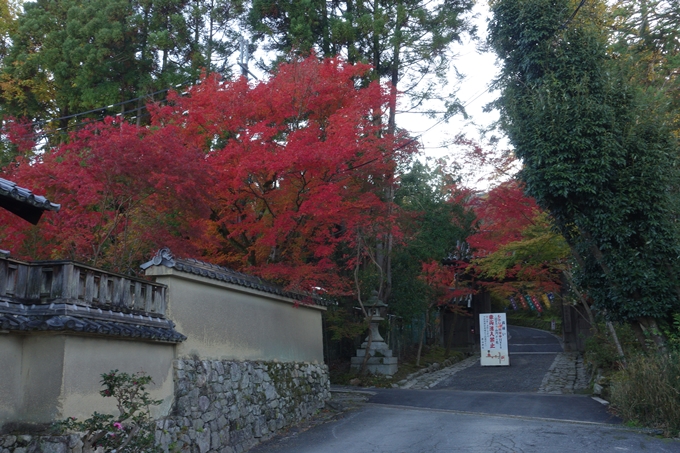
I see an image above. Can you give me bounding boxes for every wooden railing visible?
[0,257,167,316]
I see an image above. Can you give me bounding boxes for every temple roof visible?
[0,300,186,343]
[0,177,60,224]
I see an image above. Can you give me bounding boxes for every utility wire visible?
[560,0,588,29]
[26,111,153,144]
[15,80,194,130]
[410,79,500,137]
[6,80,196,143]
[10,62,500,149]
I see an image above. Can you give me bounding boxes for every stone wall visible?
[159,359,330,453]
[0,359,330,453]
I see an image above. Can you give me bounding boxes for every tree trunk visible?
[360,316,374,375]
[606,320,626,366]
[562,270,598,334]
[638,316,667,353]
[415,305,431,367]
[444,311,458,358]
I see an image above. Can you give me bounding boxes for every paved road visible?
[507,325,563,354]
[250,405,680,453]
[434,326,562,392]
[250,325,680,452]
[368,388,618,424]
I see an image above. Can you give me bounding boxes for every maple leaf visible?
[1,56,417,293]
[466,180,568,302]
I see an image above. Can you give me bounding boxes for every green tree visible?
[0,0,20,59]
[0,0,246,141]
[390,159,473,361]
[188,0,247,75]
[0,0,154,133]
[610,0,680,131]
[488,0,680,345]
[249,0,474,122]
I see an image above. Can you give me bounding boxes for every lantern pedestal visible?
[350,293,398,376]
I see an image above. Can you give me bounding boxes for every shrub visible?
[584,323,640,373]
[610,352,680,436]
[55,370,162,453]
[584,330,622,372]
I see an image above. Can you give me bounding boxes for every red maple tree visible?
[466,180,540,255]
[1,56,416,291]
[151,56,414,292]
[465,180,567,302]
[0,117,211,273]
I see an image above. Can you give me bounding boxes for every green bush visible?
[584,331,622,372]
[610,352,680,436]
[584,323,640,373]
[54,370,162,453]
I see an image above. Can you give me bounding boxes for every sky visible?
[239,1,505,191]
[230,1,507,192]
[394,1,511,190]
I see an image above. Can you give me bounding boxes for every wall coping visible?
[145,266,327,312]
[143,248,330,310]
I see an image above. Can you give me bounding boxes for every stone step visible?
[354,348,393,358]
[350,356,398,366]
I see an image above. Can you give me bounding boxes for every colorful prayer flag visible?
[541,293,551,309]
[531,295,543,313]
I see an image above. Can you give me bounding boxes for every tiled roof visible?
[0,177,60,225]
[142,248,332,307]
[0,177,60,212]
[0,300,186,343]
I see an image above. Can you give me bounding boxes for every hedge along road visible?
[250,325,680,453]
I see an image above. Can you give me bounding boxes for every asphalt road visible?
[368,388,618,424]
[506,325,564,354]
[250,405,680,453]
[250,325,680,452]
[434,325,562,392]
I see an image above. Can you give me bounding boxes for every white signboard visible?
[480,313,510,366]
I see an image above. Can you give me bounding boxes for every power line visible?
[5,80,197,144]
[396,80,498,116]
[560,0,588,30]
[9,69,498,150]
[16,80,194,130]
[409,79,500,136]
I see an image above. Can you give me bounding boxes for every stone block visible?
[230,363,242,382]
[196,429,211,453]
[211,431,221,450]
[199,395,211,412]
[40,441,67,453]
[219,428,230,446]
[351,355,398,375]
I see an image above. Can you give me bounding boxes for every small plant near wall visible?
[55,370,162,453]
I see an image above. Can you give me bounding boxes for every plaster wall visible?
[0,334,23,424]
[59,336,175,420]
[0,333,175,426]
[19,335,66,423]
[147,269,324,363]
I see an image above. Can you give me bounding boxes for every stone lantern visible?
[350,291,398,376]
[363,290,387,345]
